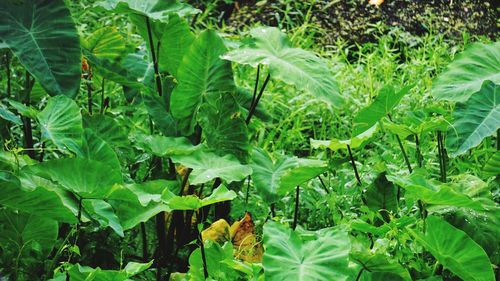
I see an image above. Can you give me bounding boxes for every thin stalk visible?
[68,197,83,263]
[388,114,412,173]
[292,186,300,230]
[246,73,271,124]
[245,176,251,211]
[100,78,105,114]
[22,71,35,159]
[354,268,365,281]
[86,77,92,114]
[145,17,163,96]
[198,224,209,279]
[250,65,261,108]
[347,144,362,186]
[141,222,148,262]
[317,175,330,194]
[415,134,423,168]
[437,131,446,182]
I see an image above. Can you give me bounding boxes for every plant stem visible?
[141,222,148,262]
[250,64,260,108]
[437,131,447,182]
[245,176,251,211]
[355,268,365,281]
[415,134,423,168]
[22,71,35,159]
[198,223,209,279]
[246,73,271,124]
[317,175,330,194]
[347,144,362,186]
[86,76,92,115]
[100,78,105,114]
[292,186,300,230]
[145,16,162,96]
[387,115,412,174]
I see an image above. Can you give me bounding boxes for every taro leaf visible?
[0,103,22,125]
[0,209,58,258]
[83,114,132,159]
[311,124,378,151]
[387,170,486,211]
[158,15,195,76]
[162,185,237,210]
[263,222,350,281]
[0,171,78,223]
[64,261,153,281]
[352,85,412,135]
[188,241,238,281]
[171,148,251,185]
[142,92,179,137]
[95,0,199,22]
[407,215,495,281]
[107,180,175,230]
[135,134,197,157]
[250,148,327,204]
[25,158,123,199]
[171,30,235,134]
[446,81,500,157]
[37,95,83,153]
[82,26,127,61]
[0,0,81,97]
[74,129,121,171]
[83,199,124,237]
[222,26,341,107]
[432,42,500,102]
[198,92,249,162]
[363,173,398,221]
[483,151,500,177]
[7,99,39,119]
[121,50,154,88]
[350,251,411,281]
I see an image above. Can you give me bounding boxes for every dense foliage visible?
[0,0,498,281]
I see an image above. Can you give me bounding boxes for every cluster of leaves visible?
[0,0,498,280]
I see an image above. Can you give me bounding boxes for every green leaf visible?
[263,222,350,281]
[171,30,235,134]
[250,148,328,204]
[0,0,81,97]
[135,134,197,157]
[162,185,237,210]
[188,241,239,281]
[65,261,152,281]
[311,124,378,151]
[0,171,78,223]
[74,129,121,171]
[350,251,411,281]
[198,92,249,161]
[446,80,500,157]
[407,215,494,281]
[483,151,500,177]
[37,95,83,153]
[142,91,179,136]
[352,85,412,135]
[158,14,195,76]
[432,42,500,102]
[7,99,39,119]
[171,148,252,185]
[223,27,341,107]
[25,158,123,198]
[363,172,398,220]
[0,103,22,125]
[95,0,199,22]
[82,26,127,61]
[0,209,58,257]
[83,199,124,237]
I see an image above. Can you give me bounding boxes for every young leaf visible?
[82,26,127,61]
[0,0,81,97]
[446,80,500,157]
[407,215,495,281]
[263,222,350,281]
[432,42,500,102]
[350,251,411,281]
[311,124,378,151]
[170,30,235,134]
[135,134,198,157]
[364,172,398,220]
[223,26,341,107]
[83,199,124,237]
[162,185,237,210]
[352,85,412,135]
[64,261,153,281]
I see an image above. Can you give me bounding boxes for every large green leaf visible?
[82,26,127,61]
[352,85,412,135]
[135,134,198,157]
[0,171,78,223]
[142,92,179,136]
[60,261,152,281]
[74,129,121,171]
[263,222,350,281]
[350,251,411,281]
[446,80,500,157]
[198,92,249,161]
[432,42,500,102]
[223,27,341,107]
[188,241,240,281]
[0,103,22,125]
[25,158,123,198]
[170,30,235,134]
[83,199,124,237]
[407,215,494,281]
[95,0,199,22]
[364,172,398,219]
[311,124,378,151]
[158,15,195,76]
[171,148,252,185]
[162,185,237,210]
[483,151,500,177]
[37,95,83,153]
[0,0,81,97]
[0,209,58,258]
[251,148,327,204]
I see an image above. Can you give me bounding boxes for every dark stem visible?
[155,212,166,281]
[141,222,148,262]
[347,144,362,186]
[292,186,300,230]
[317,175,330,194]
[388,114,412,174]
[245,176,251,211]
[22,71,35,159]
[270,203,276,218]
[246,73,271,124]
[437,131,446,182]
[355,268,365,281]
[100,78,105,114]
[39,142,45,162]
[69,197,83,263]
[86,76,92,115]
[145,16,163,96]
[415,134,423,168]
[198,221,209,279]
[250,64,261,108]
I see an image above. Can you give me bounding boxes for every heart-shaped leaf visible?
[311,124,378,151]
[95,0,199,22]
[162,185,237,210]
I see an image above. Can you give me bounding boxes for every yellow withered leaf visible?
[201,219,231,244]
[230,212,263,262]
[368,0,384,7]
